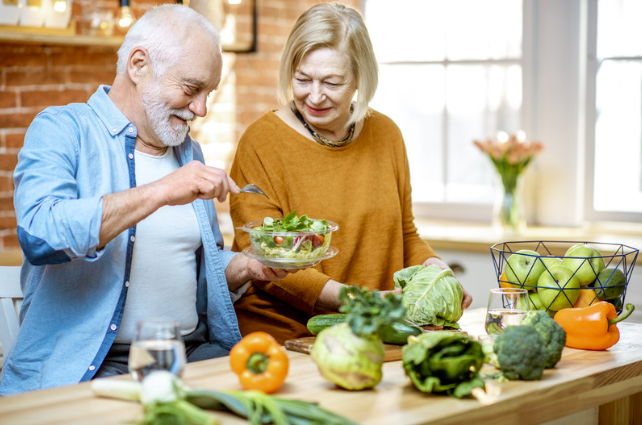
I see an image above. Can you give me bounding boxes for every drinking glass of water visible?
[485,288,529,337]
[128,318,187,382]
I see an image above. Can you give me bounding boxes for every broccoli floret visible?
[480,339,499,369]
[521,310,566,368]
[493,326,547,380]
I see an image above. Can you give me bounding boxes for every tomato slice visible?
[312,234,325,247]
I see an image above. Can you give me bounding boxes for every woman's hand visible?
[460,287,473,310]
[314,279,344,312]
[379,287,402,298]
[316,282,403,313]
[421,257,450,270]
[422,257,473,310]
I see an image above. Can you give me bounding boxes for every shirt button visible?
[128,127,134,133]
[110,324,117,331]
[112,128,117,133]
[128,153,134,160]
[125,280,130,288]
[130,235,135,242]
[89,365,96,371]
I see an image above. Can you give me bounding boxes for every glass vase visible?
[492,172,526,235]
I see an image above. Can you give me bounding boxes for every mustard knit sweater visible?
[229,109,437,343]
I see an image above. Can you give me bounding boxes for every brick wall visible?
[0,0,359,252]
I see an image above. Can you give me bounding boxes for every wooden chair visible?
[0,266,22,369]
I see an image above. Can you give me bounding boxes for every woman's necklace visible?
[292,107,355,148]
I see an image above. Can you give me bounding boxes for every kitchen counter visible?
[1,308,641,425]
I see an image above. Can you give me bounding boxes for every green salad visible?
[250,211,334,260]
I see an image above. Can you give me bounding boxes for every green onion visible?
[186,389,358,425]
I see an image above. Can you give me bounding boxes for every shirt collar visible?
[88,85,136,138]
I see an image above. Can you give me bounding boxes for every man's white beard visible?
[142,81,196,147]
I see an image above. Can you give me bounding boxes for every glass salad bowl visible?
[238,213,339,270]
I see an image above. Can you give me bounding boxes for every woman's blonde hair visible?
[277,3,378,126]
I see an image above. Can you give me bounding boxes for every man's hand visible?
[225,253,297,291]
[99,161,239,248]
[153,160,240,205]
[246,259,293,281]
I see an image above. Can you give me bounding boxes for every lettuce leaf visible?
[393,265,464,327]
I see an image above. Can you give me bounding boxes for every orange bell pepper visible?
[553,302,635,350]
[229,331,289,393]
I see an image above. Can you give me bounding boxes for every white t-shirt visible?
[115,148,202,343]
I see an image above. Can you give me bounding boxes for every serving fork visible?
[239,183,269,199]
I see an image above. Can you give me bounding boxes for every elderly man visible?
[1,4,285,396]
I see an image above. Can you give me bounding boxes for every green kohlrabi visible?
[310,322,385,390]
[310,286,406,390]
[393,265,464,328]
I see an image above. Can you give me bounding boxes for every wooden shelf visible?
[0,21,124,48]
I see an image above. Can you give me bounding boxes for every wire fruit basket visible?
[490,241,639,314]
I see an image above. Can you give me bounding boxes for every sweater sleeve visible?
[395,127,440,267]
[229,116,331,314]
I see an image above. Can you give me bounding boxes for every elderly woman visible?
[229,3,472,343]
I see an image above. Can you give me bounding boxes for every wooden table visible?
[1,309,641,425]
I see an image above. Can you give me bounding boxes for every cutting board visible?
[284,336,405,362]
[285,328,469,362]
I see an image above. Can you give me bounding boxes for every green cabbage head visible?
[394,265,464,327]
[310,322,384,390]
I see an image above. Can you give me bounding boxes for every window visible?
[586,0,642,222]
[365,0,523,221]
[365,0,642,225]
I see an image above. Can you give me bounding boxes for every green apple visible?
[537,265,580,311]
[516,291,545,311]
[561,244,605,287]
[541,257,562,269]
[538,257,563,284]
[539,257,562,280]
[594,267,626,301]
[505,249,545,289]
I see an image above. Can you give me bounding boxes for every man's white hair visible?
[116,4,220,79]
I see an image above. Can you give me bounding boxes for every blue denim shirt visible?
[0,86,242,396]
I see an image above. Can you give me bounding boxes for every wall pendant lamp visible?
[117,0,136,30]
[52,0,68,13]
[177,0,257,53]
